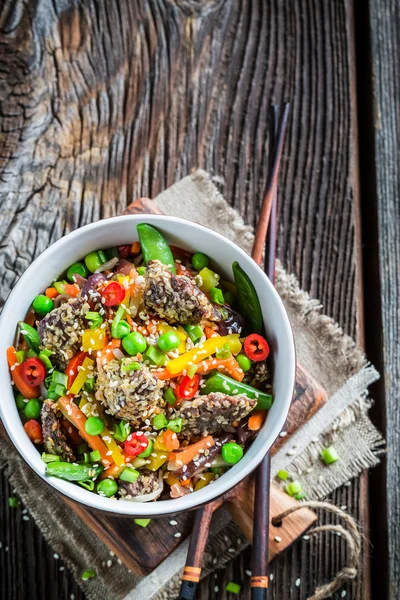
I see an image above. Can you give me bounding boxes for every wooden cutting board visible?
[0,198,327,575]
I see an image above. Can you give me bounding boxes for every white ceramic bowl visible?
[0,215,295,517]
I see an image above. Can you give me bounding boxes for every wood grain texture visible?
[362,2,399,598]
[0,0,363,598]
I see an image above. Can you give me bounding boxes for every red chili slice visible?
[124,433,149,457]
[118,245,131,259]
[177,374,201,401]
[243,333,270,362]
[101,282,126,306]
[24,420,43,444]
[20,357,46,387]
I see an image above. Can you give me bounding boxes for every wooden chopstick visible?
[250,103,289,599]
[178,104,289,600]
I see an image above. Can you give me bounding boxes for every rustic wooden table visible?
[0,1,398,599]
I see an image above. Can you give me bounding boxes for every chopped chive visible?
[78,480,95,491]
[215,343,231,360]
[81,569,96,581]
[153,413,168,430]
[321,446,340,465]
[89,450,101,462]
[52,371,68,387]
[16,350,26,364]
[8,497,20,508]
[41,453,61,464]
[121,359,141,373]
[295,491,307,500]
[209,287,225,305]
[285,480,303,497]
[119,468,140,483]
[144,346,168,367]
[225,581,241,594]
[167,418,183,433]
[134,518,151,528]
[164,387,177,405]
[187,364,198,379]
[276,470,289,481]
[184,324,203,343]
[113,420,131,442]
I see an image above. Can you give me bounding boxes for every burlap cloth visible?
[0,170,384,600]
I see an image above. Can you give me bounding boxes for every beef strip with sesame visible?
[41,400,76,462]
[243,360,270,388]
[171,433,233,478]
[37,274,106,368]
[143,260,223,325]
[95,358,166,428]
[118,471,160,498]
[170,392,257,439]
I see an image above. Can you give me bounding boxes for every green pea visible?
[236,354,252,372]
[137,266,146,276]
[32,295,54,316]
[122,331,147,355]
[84,416,104,436]
[112,320,131,339]
[153,413,168,430]
[67,262,88,282]
[192,252,209,271]
[96,479,118,497]
[221,442,243,465]
[84,251,103,273]
[24,399,42,420]
[15,393,26,411]
[158,331,180,353]
[138,438,154,458]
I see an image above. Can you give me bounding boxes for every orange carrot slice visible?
[248,410,266,431]
[168,435,215,467]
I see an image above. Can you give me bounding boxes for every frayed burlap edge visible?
[0,436,137,600]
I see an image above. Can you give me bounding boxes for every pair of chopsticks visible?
[178,103,290,600]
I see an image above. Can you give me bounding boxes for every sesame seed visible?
[340,505,347,511]
[107,560,112,567]
[22,515,29,521]
[53,553,59,559]
[341,592,347,598]
[295,578,301,587]
[174,532,182,538]
[269,573,274,581]
[274,536,282,543]
[279,431,287,437]
[169,520,178,526]
[214,586,219,592]
[303,535,310,541]
[245,570,252,576]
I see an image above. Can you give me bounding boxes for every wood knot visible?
[165,0,226,17]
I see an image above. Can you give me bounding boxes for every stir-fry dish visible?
[7,224,273,501]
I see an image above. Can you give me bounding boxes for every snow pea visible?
[232,262,263,334]
[200,372,273,410]
[18,322,41,353]
[136,223,176,273]
[46,462,104,481]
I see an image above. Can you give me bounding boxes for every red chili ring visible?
[243,333,270,362]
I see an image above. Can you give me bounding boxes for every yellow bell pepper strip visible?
[146,450,169,471]
[82,329,106,352]
[57,397,112,467]
[166,334,242,375]
[69,357,94,395]
[194,472,216,491]
[167,435,215,469]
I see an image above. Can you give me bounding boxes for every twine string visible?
[271,501,361,600]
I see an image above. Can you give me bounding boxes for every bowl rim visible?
[0,214,296,516]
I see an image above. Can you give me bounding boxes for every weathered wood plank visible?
[0,0,362,598]
[354,2,399,599]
